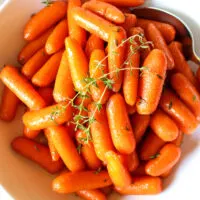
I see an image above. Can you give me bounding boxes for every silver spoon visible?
[132,7,200,64]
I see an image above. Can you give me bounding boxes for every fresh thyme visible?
[41,0,53,6]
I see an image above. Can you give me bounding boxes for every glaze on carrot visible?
[98,0,144,7]
[121,13,137,31]
[77,189,106,200]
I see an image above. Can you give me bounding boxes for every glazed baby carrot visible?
[23,125,40,139]
[66,121,76,138]
[98,0,144,7]
[106,93,136,154]
[21,48,50,80]
[105,151,132,188]
[121,13,137,32]
[115,176,162,195]
[0,66,46,110]
[72,7,117,41]
[85,34,104,58]
[88,103,114,162]
[23,102,72,130]
[24,1,67,41]
[131,113,150,143]
[52,170,112,193]
[159,88,198,134]
[45,19,68,55]
[82,0,125,24]
[38,87,54,106]
[68,0,87,47]
[145,143,181,176]
[65,37,89,93]
[150,109,179,141]
[146,23,174,69]
[172,131,184,146]
[89,49,110,104]
[53,51,75,103]
[171,73,200,121]
[140,130,166,161]
[47,126,85,171]
[75,130,102,170]
[18,27,53,64]
[126,104,136,115]
[32,50,63,87]
[136,49,167,114]
[124,151,140,172]
[11,137,64,174]
[108,27,126,92]
[77,189,106,200]
[0,86,19,121]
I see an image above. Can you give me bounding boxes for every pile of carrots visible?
[1,0,200,199]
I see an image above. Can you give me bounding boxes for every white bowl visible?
[0,0,200,200]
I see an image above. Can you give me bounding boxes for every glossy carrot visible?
[85,34,104,58]
[172,131,184,147]
[45,19,68,55]
[52,170,112,193]
[66,121,76,138]
[125,151,140,172]
[65,37,89,93]
[82,0,125,24]
[38,87,54,106]
[131,113,150,143]
[21,48,50,80]
[145,143,181,176]
[196,66,200,83]
[136,49,167,114]
[24,1,67,41]
[23,102,72,130]
[53,51,75,103]
[0,86,19,121]
[77,189,106,200]
[98,0,144,7]
[32,50,63,87]
[0,66,46,110]
[11,137,64,174]
[108,27,126,92]
[121,13,137,31]
[159,88,198,134]
[126,104,136,115]
[115,176,162,195]
[23,125,40,139]
[105,151,132,188]
[68,0,87,47]
[171,73,200,121]
[88,103,114,162]
[106,93,136,154]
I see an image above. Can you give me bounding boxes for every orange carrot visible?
[159,88,198,134]
[132,162,147,176]
[0,86,19,121]
[145,143,181,176]
[24,1,67,41]
[0,66,46,110]
[66,121,76,138]
[136,49,167,114]
[98,0,144,7]
[21,48,50,80]
[45,19,68,55]
[23,125,40,139]
[82,1,125,24]
[172,131,184,147]
[125,151,140,172]
[126,104,136,115]
[32,50,63,87]
[37,87,54,106]
[52,170,112,193]
[196,66,200,84]
[115,176,162,195]
[23,102,72,130]
[11,136,64,174]
[77,189,106,200]
[121,13,137,31]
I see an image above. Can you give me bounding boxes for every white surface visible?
[0,0,200,200]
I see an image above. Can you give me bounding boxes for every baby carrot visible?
[32,50,63,87]
[171,73,200,121]
[68,0,87,47]
[52,170,112,193]
[107,93,136,154]
[105,151,132,188]
[115,176,162,195]
[23,125,40,139]
[82,0,125,24]
[108,27,127,92]
[77,189,106,200]
[23,102,72,130]
[11,137,64,174]
[0,66,46,110]
[172,131,184,147]
[98,0,144,7]
[132,162,147,176]
[0,86,19,121]
[85,34,104,58]
[150,109,179,141]
[121,13,137,32]
[145,143,181,176]
[136,49,167,114]
[38,87,54,106]
[65,37,89,93]
[53,51,75,103]
[45,19,68,55]
[196,66,200,83]
[124,151,140,172]
[159,88,198,134]
[24,1,67,41]
[146,23,174,69]
[21,48,50,80]
[66,121,76,138]
[131,113,150,143]
[126,104,136,115]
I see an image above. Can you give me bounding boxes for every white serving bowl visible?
[0,0,200,200]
